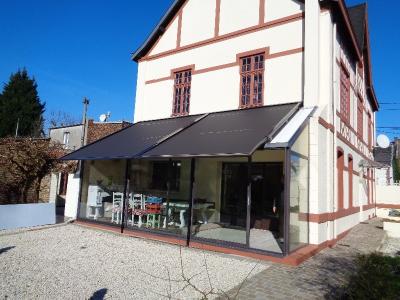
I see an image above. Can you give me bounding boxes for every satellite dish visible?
[377,134,390,149]
[99,114,107,122]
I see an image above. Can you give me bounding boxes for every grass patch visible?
[340,252,400,299]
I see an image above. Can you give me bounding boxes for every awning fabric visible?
[61,115,202,160]
[62,102,299,160]
[142,103,298,157]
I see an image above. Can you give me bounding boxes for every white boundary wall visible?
[0,203,55,230]
[64,173,81,219]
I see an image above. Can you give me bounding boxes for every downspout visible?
[331,21,337,241]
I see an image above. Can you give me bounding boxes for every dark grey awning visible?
[142,103,299,158]
[61,115,202,160]
[62,103,299,160]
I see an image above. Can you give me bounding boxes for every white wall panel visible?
[219,0,259,35]
[181,0,215,46]
[265,0,304,22]
[145,21,303,81]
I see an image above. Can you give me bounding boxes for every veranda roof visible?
[62,102,301,160]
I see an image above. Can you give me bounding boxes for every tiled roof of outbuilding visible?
[374,146,393,166]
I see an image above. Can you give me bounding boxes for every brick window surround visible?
[337,149,344,210]
[348,155,353,208]
[172,69,192,116]
[357,95,364,138]
[239,53,265,108]
[340,64,350,122]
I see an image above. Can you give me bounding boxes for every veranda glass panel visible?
[79,160,126,224]
[249,150,285,254]
[191,157,248,246]
[289,154,309,251]
[126,159,191,237]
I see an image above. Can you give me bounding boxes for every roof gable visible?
[132,0,186,61]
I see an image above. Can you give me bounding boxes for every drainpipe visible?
[331,21,338,241]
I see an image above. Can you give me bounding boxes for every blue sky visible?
[0,0,399,138]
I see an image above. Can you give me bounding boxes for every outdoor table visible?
[162,201,214,228]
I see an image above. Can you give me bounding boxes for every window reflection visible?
[127,159,191,237]
[79,160,126,224]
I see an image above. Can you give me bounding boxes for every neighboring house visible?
[48,124,84,214]
[374,145,394,185]
[63,0,379,264]
[49,121,130,217]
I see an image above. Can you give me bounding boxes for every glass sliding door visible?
[249,162,284,254]
[190,152,285,254]
[191,157,248,246]
[78,160,127,225]
[126,159,191,238]
[245,150,286,254]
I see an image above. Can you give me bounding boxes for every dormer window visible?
[172,69,191,116]
[239,53,265,108]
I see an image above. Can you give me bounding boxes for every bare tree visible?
[0,137,76,203]
[47,110,81,128]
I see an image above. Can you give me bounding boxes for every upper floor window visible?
[357,96,364,138]
[63,132,70,149]
[240,53,265,108]
[340,64,350,121]
[172,70,191,116]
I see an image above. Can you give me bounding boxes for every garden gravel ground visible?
[0,223,268,299]
[380,236,400,257]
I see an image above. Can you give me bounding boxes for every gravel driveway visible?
[0,224,268,299]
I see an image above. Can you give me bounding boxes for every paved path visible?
[227,219,385,299]
[0,219,386,299]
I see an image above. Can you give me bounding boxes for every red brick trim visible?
[318,117,334,133]
[74,219,355,266]
[362,203,376,211]
[267,47,304,59]
[337,148,345,210]
[259,0,265,24]
[176,10,183,48]
[236,47,270,63]
[214,0,221,37]
[123,228,187,246]
[170,64,196,77]
[318,228,352,248]
[336,132,371,162]
[145,47,303,85]
[302,206,361,224]
[376,204,400,209]
[143,12,304,61]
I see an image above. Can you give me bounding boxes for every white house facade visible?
[63,0,379,264]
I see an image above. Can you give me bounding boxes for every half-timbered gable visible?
[133,0,305,122]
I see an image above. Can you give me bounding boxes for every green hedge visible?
[341,252,400,300]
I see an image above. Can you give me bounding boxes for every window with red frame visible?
[357,96,364,137]
[240,53,265,108]
[340,64,350,121]
[172,70,191,116]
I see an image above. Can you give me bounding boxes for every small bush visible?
[341,252,400,300]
